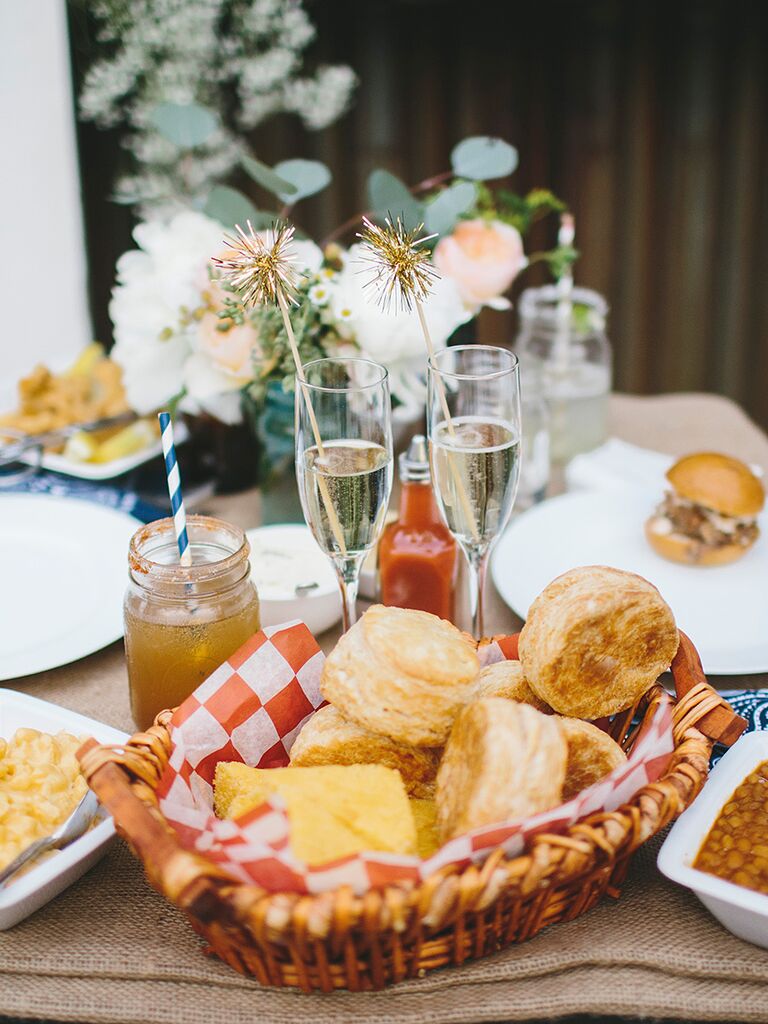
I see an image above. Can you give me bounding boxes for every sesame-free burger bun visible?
[666,452,765,518]
[643,519,756,566]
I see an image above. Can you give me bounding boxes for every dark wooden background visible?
[69,0,768,429]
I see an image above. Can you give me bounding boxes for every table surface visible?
[3,391,768,1024]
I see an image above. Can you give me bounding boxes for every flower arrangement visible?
[109,136,575,438]
[78,0,357,217]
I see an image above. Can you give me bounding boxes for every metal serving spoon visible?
[0,790,100,889]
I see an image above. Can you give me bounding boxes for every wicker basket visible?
[79,631,744,993]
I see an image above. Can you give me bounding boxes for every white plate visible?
[0,494,138,680]
[491,490,768,675]
[0,688,128,929]
[18,420,189,481]
[658,731,768,948]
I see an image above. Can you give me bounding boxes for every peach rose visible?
[433,219,526,308]
[196,279,259,381]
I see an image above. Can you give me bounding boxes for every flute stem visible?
[462,542,489,639]
[335,555,363,632]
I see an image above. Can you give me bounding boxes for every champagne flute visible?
[427,345,521,638]
[295,357,393,631]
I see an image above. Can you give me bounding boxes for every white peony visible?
[326,244,471,412]
[110,213,223,403]
[110,213,326,423]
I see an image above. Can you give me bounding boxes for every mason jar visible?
[515,285,612,464]
[124,515,260,730]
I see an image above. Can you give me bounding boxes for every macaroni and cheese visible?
[0,729,88,871]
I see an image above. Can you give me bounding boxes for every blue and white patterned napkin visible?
[712,690,768,765]
[2,470,164,524]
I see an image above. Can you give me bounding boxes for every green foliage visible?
[273,159,332,203]
[469,184,567,236]
[425,181,476,237]
[245,292,338,406]
[367,170,425,227]
[149,103,218,148]
[204,185,271,228]
[450,137,518,181]
[241,155,298,198]
[543,244,580,280]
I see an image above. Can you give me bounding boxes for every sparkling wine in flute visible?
[430,416,520,547]
[300,439,393,558]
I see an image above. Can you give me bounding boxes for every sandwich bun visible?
[644,519,757,566]
[666,452,764,518]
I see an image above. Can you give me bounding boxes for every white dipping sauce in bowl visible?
[246,524,342,634]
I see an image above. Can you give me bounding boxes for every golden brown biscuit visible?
[474,660,552,713]
[289,704,440,798]
[435,699,567,841]
[320,605,480,747]
[518,566,679,719]
[557,717,627,801]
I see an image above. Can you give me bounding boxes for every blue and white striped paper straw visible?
[158,412,191,566]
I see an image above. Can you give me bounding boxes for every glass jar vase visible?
[124,515,261,730]
[515,285,612,464]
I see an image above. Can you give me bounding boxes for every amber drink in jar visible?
[124,515,260,729]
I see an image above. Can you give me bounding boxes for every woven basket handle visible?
[670,630,746,746]
[490,631,746,746]
[77,737,234,902]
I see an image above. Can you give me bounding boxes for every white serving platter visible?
[0,493,139,680]
[0,688,128,929]
[491,490,768,675]
[17,419,189,481]
[658,731,768,948]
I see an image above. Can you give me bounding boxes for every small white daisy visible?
[308,283,330,307]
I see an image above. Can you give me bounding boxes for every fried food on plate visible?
[1,347,129,439]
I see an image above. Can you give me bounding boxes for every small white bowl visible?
[658,730,768,948]
[246,524,342,636]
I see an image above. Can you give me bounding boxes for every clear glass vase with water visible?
[515,286,612,465]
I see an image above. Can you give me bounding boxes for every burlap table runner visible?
[3,393,768,1023]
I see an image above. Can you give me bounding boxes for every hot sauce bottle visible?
[379,435,458,621]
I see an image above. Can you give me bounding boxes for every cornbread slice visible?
[213,762,417,865]
[410,798,440,859]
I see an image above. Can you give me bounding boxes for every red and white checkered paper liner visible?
[155,622,675,896]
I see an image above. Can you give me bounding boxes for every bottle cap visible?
[399,434,430,483]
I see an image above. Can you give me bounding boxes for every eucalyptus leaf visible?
[425,181,477,237]
[367,169,424,227]
[451,137,518,181]
[204,186,273,229]
[273,159,331,203]
[149,102,218,149]
[241,155,298,198]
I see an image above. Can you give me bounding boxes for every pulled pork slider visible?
[645,452,764,566]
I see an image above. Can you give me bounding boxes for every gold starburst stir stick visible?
[213,220,348,557]
[357,215,479,541]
